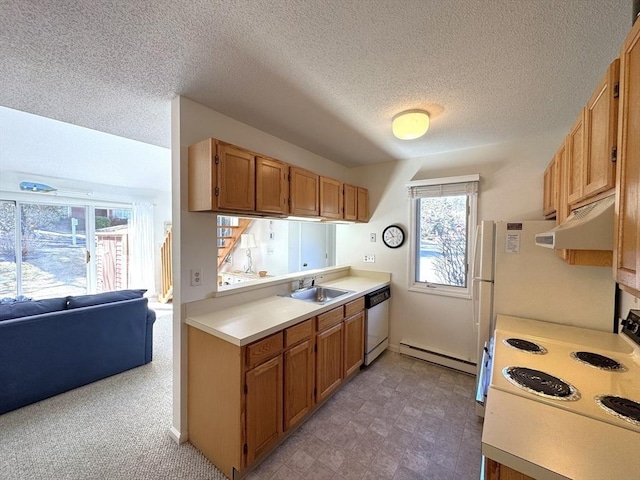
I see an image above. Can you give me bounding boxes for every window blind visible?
[407,174,479,199]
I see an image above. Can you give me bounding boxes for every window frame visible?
[407,175,478,299]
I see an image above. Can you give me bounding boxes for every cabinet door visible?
[542,156,557,218]
[217,143,256,211]
[316,322,343,403]
[356,187,369,222]
[320,177,343,219]
[584,59,619,199]
[187,138,217,211]
[566,111,586,205]
[283,339,314,431]
[256,157,289,214]
[615,20,640,292]
[245,355,283,465]
[343,184,357,220]
[555,138,612,266]
[343,311,364,377]
[289,167,319,216]
[485,458,535,480]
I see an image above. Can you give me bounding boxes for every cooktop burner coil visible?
[503,338,547,354]
[503,366,580,401]
[570,351,627,371]
[595,395,640,427]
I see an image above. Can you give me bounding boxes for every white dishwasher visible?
[364,286,390,365]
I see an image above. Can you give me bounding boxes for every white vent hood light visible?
[535,195,615,250]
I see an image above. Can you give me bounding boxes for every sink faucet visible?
[298,276,315,289]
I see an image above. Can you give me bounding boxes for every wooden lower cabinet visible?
[485,458,535,480]
[245,355,282,464]
[344,311,364,377]
[316,322,344,402]
[187,295,367,478]
[283,339,314,431]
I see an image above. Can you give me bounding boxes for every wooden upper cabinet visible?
[542,156,558,218]
[356,187,369,222]
[566,111,586,205]
[584,59,620,199]
[187,139,255,212]
[614,20,640,293]
[256,157,289,215]
[217,143,256,211]
[289,167,319,216]
[555,136,612,267]
[188,138,217,211]
[188,138,370,221]
[343,184,357,221]
[320,176,343,219]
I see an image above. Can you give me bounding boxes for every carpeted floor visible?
[0,311,227,480]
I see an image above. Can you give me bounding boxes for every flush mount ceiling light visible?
[392,110,430,140]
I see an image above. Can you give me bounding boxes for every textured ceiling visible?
[0,1,633,167]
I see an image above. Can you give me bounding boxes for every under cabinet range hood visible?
[535,195,615,250]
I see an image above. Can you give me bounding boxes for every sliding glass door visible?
[19,203,88,298]
[0,200,132,300]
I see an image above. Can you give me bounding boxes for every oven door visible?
[475,340,492,417]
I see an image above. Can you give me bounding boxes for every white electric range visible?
[482,312,640,480]
[490,318,640,432]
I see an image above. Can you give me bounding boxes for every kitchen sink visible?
[280,286,353,304]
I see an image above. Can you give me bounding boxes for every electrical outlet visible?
[191,268,202,286]
[364,254,375,263]
[370,233,376,242]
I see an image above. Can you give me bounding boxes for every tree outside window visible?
[417,196,468,287]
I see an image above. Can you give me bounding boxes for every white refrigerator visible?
[472,220,616,416]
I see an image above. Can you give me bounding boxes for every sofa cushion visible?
[0,297,67,321]
[66,289,147,309]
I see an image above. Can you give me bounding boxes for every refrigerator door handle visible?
[470,225,482,281]
[472,277,493,334]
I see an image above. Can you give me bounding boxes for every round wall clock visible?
[382,225,405,248]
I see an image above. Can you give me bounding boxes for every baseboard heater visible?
[399,341,476,375]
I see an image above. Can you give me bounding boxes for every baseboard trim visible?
[399,341,476,375]
[169,426,188,444]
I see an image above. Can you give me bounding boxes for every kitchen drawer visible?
[284,319,313,348]
[246,332,283,368]
[344,297,364,317]
[317,306,344,332]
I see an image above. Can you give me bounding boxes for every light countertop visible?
[185,275,390,346]
[482,387,640,480]
[482,315,640,480]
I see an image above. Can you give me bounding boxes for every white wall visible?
[336,133,565,364]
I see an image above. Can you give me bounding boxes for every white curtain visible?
[129,202,156,295]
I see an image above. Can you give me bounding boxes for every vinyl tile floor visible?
[246,351,483,480]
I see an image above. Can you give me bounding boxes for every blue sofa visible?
[0,290,156,415]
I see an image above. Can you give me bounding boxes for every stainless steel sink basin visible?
[280,286,353,304]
